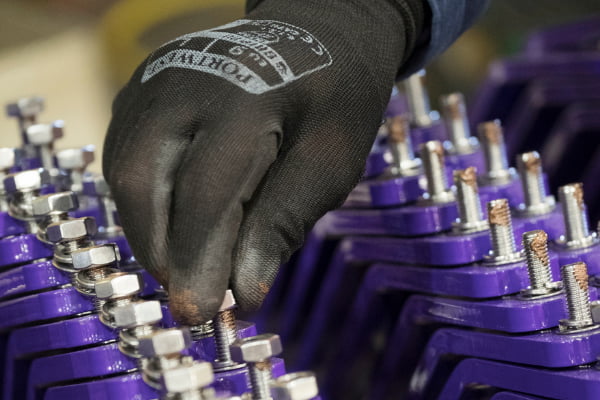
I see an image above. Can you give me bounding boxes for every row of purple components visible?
[0,99,319,400]
[255,17,600,400]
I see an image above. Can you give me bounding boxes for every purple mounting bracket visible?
[366,173,423,208]
[479,178,525,209]
[437,358,600,400]
[0,259,68,300]
[553,242,600,274]
[44,372,158,400]
[410,122,447,149]
[0,212,25,239]
[514,207,565,241]
[525,16,600,55]
[490,393,545,400]
[445,149,486,173]
[408,326,600,398]
[0,234,52,269]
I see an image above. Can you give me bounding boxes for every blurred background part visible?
[0,0,598,173]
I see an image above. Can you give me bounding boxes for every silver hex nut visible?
[95,272,142,300]
[0,148,17,171]
[25,122,63,145]
[83,175,110,197]
[71,243,120,270]
[160,361,214,393]
[6,96,44,118]
[46,217,97,243]
[3,169,50,194]
[271,372,319,400]
[56,147,95,170]
[112,300,163,328]
[32,191,78,216]
[219,289,237,312]
[138,328,192,357]
[230,333,282,363]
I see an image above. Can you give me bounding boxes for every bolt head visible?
[6,96,44,118]
[0,148,17,171]
[32,191,78,216]
[138,328,192,357]
[160,361,214,393]
[71,243,120,270]
[270,372,319,400]
[95,272,142,300]
[3,169,50,193]
[25,122,63,145]
[219,289,237,312]
[112,300,163,328]
[230,333,282,363]
[46,217,97,243]
[82,175,110,197]
[56,146,95,170]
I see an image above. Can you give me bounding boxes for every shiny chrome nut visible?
[112,300,162,328]
[138,328,192,357]
[160,361,214,393]
[56,147,95,170]
[71,243,120,270]
[25,122,63,145]
[230,333,282,363]
[95,272,142,299]
[220,289,237,311]
[83,175,110,197]
[46,217,97,243]
[32,192,78,216]
[6,96,44,117]
[0,148,17,171]
[3,169,50,194]
[271,372,319,400]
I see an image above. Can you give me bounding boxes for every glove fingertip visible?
[168,284,223,325]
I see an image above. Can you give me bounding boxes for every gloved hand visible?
[103,0,425,324]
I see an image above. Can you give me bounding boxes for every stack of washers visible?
[255,17,600,400]
[0,98,320,399]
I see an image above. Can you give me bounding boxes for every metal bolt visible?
[25,121,64,172]
[139,328,193,389]
[56,146,95,193]
[419,141,455,204]
[5,97,45,143]
[385,115,421,176]
[515,151,555,216]
[230,333,283,400]
[160,359,214,398]
[558,183,598,249]
[0,148,18,212]
[559,262,597,333]
[46,217,97,266]
[71,243,121,301]
[452,167,488,233]
[3,168,51,231]
[213,290,241,370]
[111,300,163,358]
[270,372,319,400]
[520,230,562,298]
[402,70,437,127]
[83,175,121,235]
[32,191,79,241]
[440,92,478,155]
[484,199,523,265]
[477,120,514,185]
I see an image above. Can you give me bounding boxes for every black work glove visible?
[103,0,425,324]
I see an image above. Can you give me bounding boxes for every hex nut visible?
[25,122,63,145]
[219,289,237,312]
[0,148,17,171]
[138,328,192,357]
[71,244,120,270]
[95,272,142,300]
[56,147,95,170]
[230,333,282,363]
[112,300,163,328]
[32,192,78,216]
[3,169,50,193]
[83,175,110,197]
[46,217,97,243]
[6,96,44,117]
[271,372,319,400]
[160,361,214,393]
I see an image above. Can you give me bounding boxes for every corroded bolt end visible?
[419,140,455,204]
[403,69,436,127]
[25,122,64,146]
[484,199,523,265]
[559,262,598,333]
[557,183,598,249]
[6,97,44,119]
[520,230,562,298]
[515,151,555,216]
[452,167,488,234]
[213,290,240,370]
[385,115,421,176]
[477,120,514,185]
[440,92,478,155]
[270,372,319,400]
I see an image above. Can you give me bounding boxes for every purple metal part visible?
[410,122,447,148]
[490,393,545,400]
[514,208,565,241]
[367,174,423,208]
[445,149,486,173]
[553,242,600,275]
[44,373,158,400]
[436,358,600,400]
[525,17,600,56]
[0,259,68,300]
[0,234,52,269]
[0,212,25,239]
[479,178,525,209]
[187,321,257,363]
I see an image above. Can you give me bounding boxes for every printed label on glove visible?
[142,20,333,94]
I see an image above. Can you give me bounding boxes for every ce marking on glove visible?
[142,19,333,94]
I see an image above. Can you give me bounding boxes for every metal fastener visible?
[477,120,515,185]
[558,262,598,333]
[402,70,438,127]
[519,230,562,298]
[213,289,241,370]
[515,151,555,216]
[270,372,319,400]
[385,115,421,176]
[419,140,455,204]
[557,183,598,249]
[452,167,488,233]
[440,92,479,155]
[484,199,524,265]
